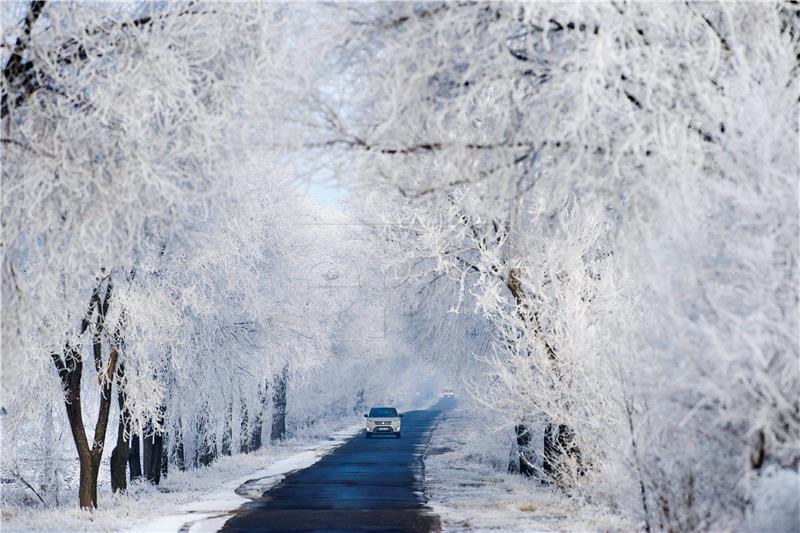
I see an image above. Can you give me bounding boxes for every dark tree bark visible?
[515,424,536,477]
[198,437,216,467]
[142,408,165,484]
[142,432,163,484]
[271,365,288,442]
[197,413,216,467]
[249,417,262,451]
[543,423,558,481]
[240,400,250,454]
[175,421,186,471]
[249,382,268,451]
[128,432,142,481]
[50,278,119,508]
[110,363,130,493]
[222,402,232,456]
[556,424,582,474]
[160,433,169,478]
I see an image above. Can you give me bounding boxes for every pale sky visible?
[305,180,347,209]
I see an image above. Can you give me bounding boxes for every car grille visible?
[375,420,391,425]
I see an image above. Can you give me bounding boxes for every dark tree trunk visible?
[249,418,262,451]
[250,382,268,451]
[556,423,582,474]
[161,433,169,478]
[142,416,164,484]
[542,423,583,485]
[197,413,216,467]
[50,278,119,508]
[222,402,232,456]
[78,452,100,509]
[198,437,216,467]
[271,365,288,442]
[142,432,163,484]
[128,432,142,480]
[142,404,166,484]
[110,363,130,493]
[543,422,558,481]
[515,424,535,477]
[240,401,250,454]
[175,421,186,471]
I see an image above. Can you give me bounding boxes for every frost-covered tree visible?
[303,2,799,530]
[0,1,283,508]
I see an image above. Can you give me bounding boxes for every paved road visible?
[220,399,453,533]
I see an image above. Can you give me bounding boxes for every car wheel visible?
[366,432,371,439]
[395,432,401,439]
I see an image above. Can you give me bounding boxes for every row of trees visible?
[294,3,798,531]
[0,1,355,509]
[2,2,797,530]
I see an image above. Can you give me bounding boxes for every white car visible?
[364,406,402,438]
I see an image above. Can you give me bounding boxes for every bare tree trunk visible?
[222,402,232,456]
[271,365,288,442]
[110,416,130,492]
[514,424,535,476]
[128,432,142,480]
[174,420,186,471]
[240,400,250,454]
[142,408,165,484]
[249,381,268,451]
[543,423,558,481]
[142,432,163,484]
[249,416,262,451]
[198,437,216,467]
[77,452,99,509]
[556,424,581,474]
[110,363,130,493]
[197,413,216,467]
[51,278,119,508]
[160,432,169,479]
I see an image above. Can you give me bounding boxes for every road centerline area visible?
[220,400,453,533]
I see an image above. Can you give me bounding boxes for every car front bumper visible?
[366,426,400,434]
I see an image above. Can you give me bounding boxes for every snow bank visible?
[742,466,800,533]
[424,408,631,532]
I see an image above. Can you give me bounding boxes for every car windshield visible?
[369,407,398,418]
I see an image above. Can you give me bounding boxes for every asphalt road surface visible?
[220,399,453,533]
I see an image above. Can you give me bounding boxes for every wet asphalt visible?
[220,399,453,533]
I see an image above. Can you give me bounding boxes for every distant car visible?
[441,389,455,398]
[364,406,402,438]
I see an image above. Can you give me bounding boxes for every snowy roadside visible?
[424,409,630,532]
[1,419,363,533]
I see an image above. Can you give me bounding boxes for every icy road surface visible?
[220,399,454,532]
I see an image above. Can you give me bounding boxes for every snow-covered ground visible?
[424,408,631,532]
[1,419,363,533]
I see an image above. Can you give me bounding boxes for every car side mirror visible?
[399,414,403,418]
[363,414,368,417]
